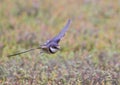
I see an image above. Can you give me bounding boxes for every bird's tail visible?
[7,47,41,57]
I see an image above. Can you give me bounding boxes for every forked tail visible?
[7,47,40,57]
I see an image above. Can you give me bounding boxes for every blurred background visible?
[0,0,120,84]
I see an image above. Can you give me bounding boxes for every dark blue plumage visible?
[52,19,71,43]
[41,19,71,54]
[45,19,71,45]
[7,19,71,57]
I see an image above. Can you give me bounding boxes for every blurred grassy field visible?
[0,0,120,85]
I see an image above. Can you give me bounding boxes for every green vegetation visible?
[0,0,120,85]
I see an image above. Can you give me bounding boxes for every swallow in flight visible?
[7,19,71,57]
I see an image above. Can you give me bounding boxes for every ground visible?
[0,0,120,85]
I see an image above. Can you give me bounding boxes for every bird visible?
[7,19,71,57]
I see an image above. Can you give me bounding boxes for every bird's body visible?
[41,41,60,54]
[7,19,71,57]
[40,19,71,54]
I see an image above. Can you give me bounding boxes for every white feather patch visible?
[50,47,57,53]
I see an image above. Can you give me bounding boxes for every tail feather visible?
[7,47,40,57]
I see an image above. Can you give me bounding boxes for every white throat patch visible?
[50,47,57,53]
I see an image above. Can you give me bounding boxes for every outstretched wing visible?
[51,19,72,43]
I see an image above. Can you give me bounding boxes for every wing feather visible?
[51,19,71,43]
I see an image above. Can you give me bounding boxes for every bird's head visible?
[49,43,60,53]
[40,42,60,54]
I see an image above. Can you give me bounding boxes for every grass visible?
[0,0,120,85]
